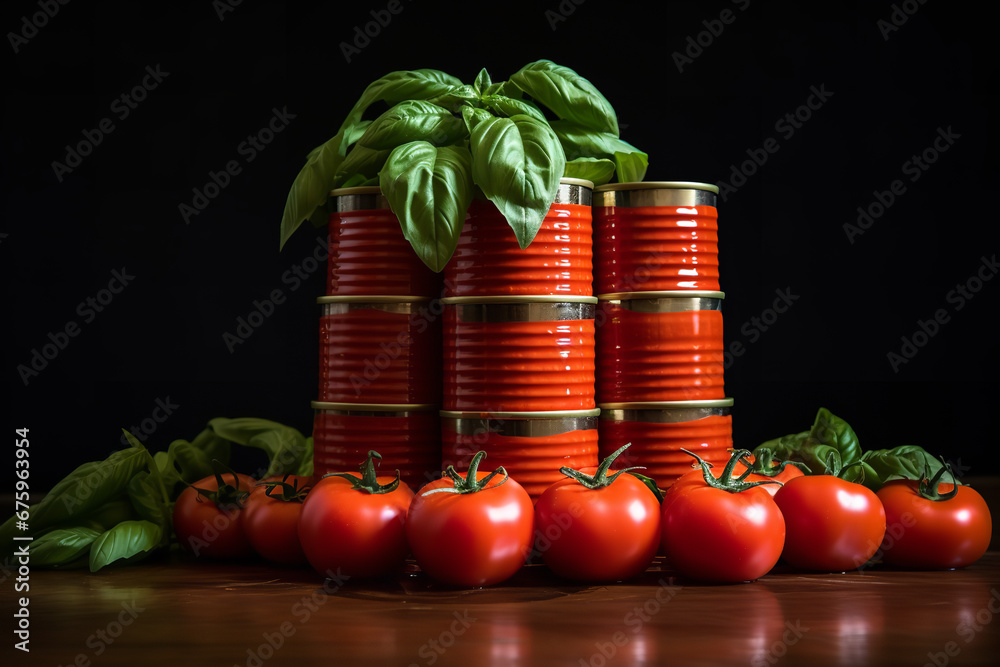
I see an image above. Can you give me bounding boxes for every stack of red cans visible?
[593,182,734,488]
[311,186,443,490]
[439,179,601,500]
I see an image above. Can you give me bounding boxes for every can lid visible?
[598,398,734,410]
[593,181,720,194]
[312,401,439,412]
[559,177,595,189]
[441,295,598,305]
[317,295,434,304]
[440,408,601,419]
[597,290,726,301]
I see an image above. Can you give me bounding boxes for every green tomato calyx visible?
[323,450,401,495]
[682,448,783,494]
[918,457,960,502]
[560,442,646,490]
[422,451,508,496]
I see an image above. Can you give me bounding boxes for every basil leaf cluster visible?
[280,60,648,272]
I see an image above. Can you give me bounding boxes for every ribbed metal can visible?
[442,297,596,413]
[440,409,600,501]
[311,402,441,492]
[596,292,725,404]
[598,399,734,489]
[317,296,442,405]
[594,182,720,295]
[443,178,594,298]
[328,186,442,297]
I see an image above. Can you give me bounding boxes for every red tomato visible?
[534,449,661,582]
[241,475,313,565]
[298,453,413,579]
[773,475,886,572]
[731,455,806,497]
[173,471,256,559]
[876,476,991,569]
[407,453,534,587]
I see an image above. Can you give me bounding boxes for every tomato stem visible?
[257,474,312,503]
[559,443,646,490]
[422,451,508,496]
[184,459,250,510]
[681,449,783,493]
[323,450,401,495]
[918,457,960,502]
[747,448,812,477]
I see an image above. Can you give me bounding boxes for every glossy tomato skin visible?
[660,469,785,583]
[534,469,660,582]
[173,473,257,559]
[297,473,414,578]
[407,472,534,587]
[773,475,886,572]
[241,475,313,565]
[876,480,992,569]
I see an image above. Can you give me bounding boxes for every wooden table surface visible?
[7,549,999,667]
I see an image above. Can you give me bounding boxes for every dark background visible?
[4,0,998,491]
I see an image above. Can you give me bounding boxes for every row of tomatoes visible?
[171,447,992,587]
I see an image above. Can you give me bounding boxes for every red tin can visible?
[596,292,725,404]
[444,179,594,298]
[594,182,720,295]
[312,402,441,492]
[598,399,734,489]
[328,186,442,297]
[442,297,597,413]
[440,410,600,502]
[318,296,442,405]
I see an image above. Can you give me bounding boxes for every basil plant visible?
[279,60,647,272]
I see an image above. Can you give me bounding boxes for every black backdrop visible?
[4,0,998,492]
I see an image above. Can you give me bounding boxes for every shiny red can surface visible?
[594,182,720,295]
[444,179,594,298]
[440,410,600,501]
[318,297,441,405]
[596,292,725,404]
[328,187,442,297]
[443,298,596,413]
[312,402,441,492]
[598,400,734,489]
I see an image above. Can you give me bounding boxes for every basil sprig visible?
[279,60,648,271]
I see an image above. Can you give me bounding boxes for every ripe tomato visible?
[661,449,785,583]
[298,451,414,579]
[534,444,660,582]
[876,465,992,569]
[241,474,314,566]
[173,470,256,559]
[731,451,806,497]
[407,452,534,587]
[773,475,886,572]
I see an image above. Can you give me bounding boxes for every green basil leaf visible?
[209,418,310,477]
[550,120,647,168]
[467,112,566,249]
[89,520,163,572]
[482,95,547,123]
[564,157,615,186]
[380,141,474,273]
[355,101,466,151]
[31,527,101,567]
[126,472,170,532]
[333,145,392,189]
[810,408,862,465]
[473,68,492,96]
[860,446,955,488]
[509,60,619,136]
[427,84,479,112]
[208,417,299,445]
[613,150,649,183]
[344,69,464,130]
